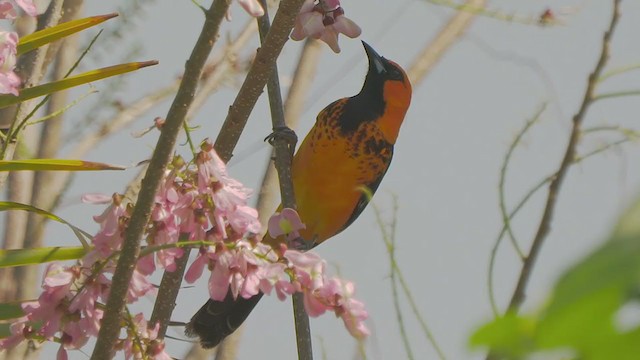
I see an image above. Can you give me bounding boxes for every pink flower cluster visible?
[185,238,369,339]
[0,31,19,95]
[1,139,369,357]
[0,0,38,95]
[229,0,362,53]
[0,0,37,19]
[0,194,166,360]
[291,0,361,53]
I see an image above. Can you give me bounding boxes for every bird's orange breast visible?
[286,99,394,245]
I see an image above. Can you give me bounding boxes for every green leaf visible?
[0,246,86,268]
[471,193,640,359]
[0,202,91,249]
[0,302,25,321]
[535,195,640,358]
[18,13,118,55]
[0,159,125,171]
[0,323,11,338]
[0,60,158,109]
[469,312,536,358]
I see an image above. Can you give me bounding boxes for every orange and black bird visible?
[186,41,412,348]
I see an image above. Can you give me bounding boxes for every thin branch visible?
[371,198,447,360]
[70,86,177,159]
[256,38,321,226]
[424,0,565,26]
[582,125,639,135]
[150,233,192,337]
[487,104,547,316]
[592,89,640,103]
[500,105,547,259]
[505,0,622,313]
[213,0,305,163]
[372,199,414,360]
[256,0,312,359]
[186,19,258,120]
[408,0,486,86]
[597,62,640,83]
[146,20,261,358]
[90,1,230,358]
[208,37,323,360]
[488,133,636,316]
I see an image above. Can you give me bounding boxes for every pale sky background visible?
[24,0,640,359]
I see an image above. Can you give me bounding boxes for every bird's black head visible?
[362,41,407,84]
[339,41,412,137]
[358,41,411,109]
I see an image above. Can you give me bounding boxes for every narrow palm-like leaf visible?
[0,61,158,109]
[0,302,24,321]
[0,323,12,338]
[0,246,86,268]
[17,13,118,55]
[0,202,91,248]
[0,159,125,171]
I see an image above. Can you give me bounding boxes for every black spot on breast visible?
[364,137,388,156]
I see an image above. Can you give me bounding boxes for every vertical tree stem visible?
[256,1,313,359]
[90,1,230,358]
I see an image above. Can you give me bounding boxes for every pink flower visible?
[68,271,108,314]
[284,250,325,290]
[237,0,263,17]
[0,32,17,70]
[258,262,295,300]
[291,0,361,53]
[60,319,91,349]
[303,289,330,317]
[208,244,265,300]
[0,69,19,95]
[0,321,27,349]
[0,0,38,19]
[226,204,261,236]
[18,263,76,340]
[197,140,261,238]
[225,0,264,20]
[319,12,361,53]
[0,2,16,18]
[185,246,215,283]
[13,0,37,15]
[127,268,156,302]
[301,277,370,338]
[291,0,324,40]
[84,193,127,264]
[208,249,233,301]
[123,314,171,360]
[80,193,113,204]
[80,307,103,337]
[137,253,156,276]
[268,208,306,241]
[0,31,20,95]
[330,280,369,338]
[340,296,369,338]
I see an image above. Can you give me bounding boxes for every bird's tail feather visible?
[185,290,264,348]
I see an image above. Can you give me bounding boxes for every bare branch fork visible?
[506,0,622,314]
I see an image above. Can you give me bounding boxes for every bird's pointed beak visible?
[362,41,386,75]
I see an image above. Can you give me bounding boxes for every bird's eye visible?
[387,66,404,81]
